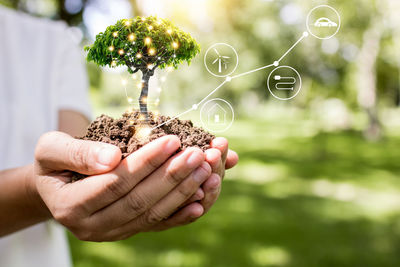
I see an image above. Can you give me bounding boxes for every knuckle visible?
[126,192,148,215]
[177,184,195,200]
[52,199,87,228]
[69,140,90,171]
[141,154,161,171]
[165,166,185,185]
[34,131,58,162]
[145,209,164,225]
[104,173,127,199]
[53,206,76,227]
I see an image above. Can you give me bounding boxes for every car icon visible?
[314,17,337,27]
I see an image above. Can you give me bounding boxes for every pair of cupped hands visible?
[33,132,238,241]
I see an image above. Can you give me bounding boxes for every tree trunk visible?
[139,71,151,120]
[356,18,383,141]
[130,0,142,16]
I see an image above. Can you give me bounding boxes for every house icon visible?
[208,103,227,125]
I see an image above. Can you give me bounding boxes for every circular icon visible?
[200,98,234,132]
[204,43,239,77]
[267,66,302,101]
[306,5,341,40]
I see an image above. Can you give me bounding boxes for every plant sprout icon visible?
[212,49,230,73]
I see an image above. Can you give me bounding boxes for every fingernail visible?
[97,146,117,166]
[187,150,203,167]
[192,163,211,183]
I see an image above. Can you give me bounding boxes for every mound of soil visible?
[71,111,214,181]
[79,110,215,158]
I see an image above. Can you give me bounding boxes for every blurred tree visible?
[356,17,383,140]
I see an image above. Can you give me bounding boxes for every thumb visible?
[35,131,122,175]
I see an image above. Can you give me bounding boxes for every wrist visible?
[23,164,51,220]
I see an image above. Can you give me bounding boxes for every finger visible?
[87,147,205,229]
[179,188,205,208]
[61,135,181,213]
[205,149,222,174]
[210,137,229,164]
[200,173,221,214]
[106,162,211,237]
[225,149,239,169]
[35,131,121,175]
[151,202,204,231]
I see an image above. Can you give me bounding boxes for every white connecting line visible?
[151,32,308,130]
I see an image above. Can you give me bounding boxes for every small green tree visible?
[85,16,200,118]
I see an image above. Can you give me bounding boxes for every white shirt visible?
[0,6,91,267]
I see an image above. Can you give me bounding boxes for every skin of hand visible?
[153,138,239,231]
[58,110,239,231]
[34,131,212,241]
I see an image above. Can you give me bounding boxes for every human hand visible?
[152,137,239,231]
[34,132,211,241]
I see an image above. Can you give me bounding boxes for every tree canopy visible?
[85,16,200,74]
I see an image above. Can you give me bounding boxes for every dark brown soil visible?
[79,110,215,159]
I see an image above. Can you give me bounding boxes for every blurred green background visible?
[4,0,400,266]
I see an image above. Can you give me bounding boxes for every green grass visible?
[69,117,400,267]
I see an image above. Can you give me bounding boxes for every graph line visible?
[277,33,308,63]
[151,107,195,130]
[152,32,308,130]
[231,64,275,79]
[196,80,227,106]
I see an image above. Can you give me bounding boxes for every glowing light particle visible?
[111,60,117,67]
[135,126,152,142]
[127,97,133,103]
[148,48,156,56]
[108,45,115,52]
[148,25,153,30]
[125,20,132,27]
[112,31,118,38]
[172,41,179,49]
[144,37,152,45]
[167,29,172,34]
[138,114,146,121]
[147,64,154,69]
[118,49,125,55]
[137,81,143,88]
[136,53,142,59]
[128,33,135,41]
[121,79,128,86]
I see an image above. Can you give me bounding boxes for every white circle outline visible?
[200,98,235,133]
[306,5,341,40]
[204,43,239,78]
[267,66,302,101]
